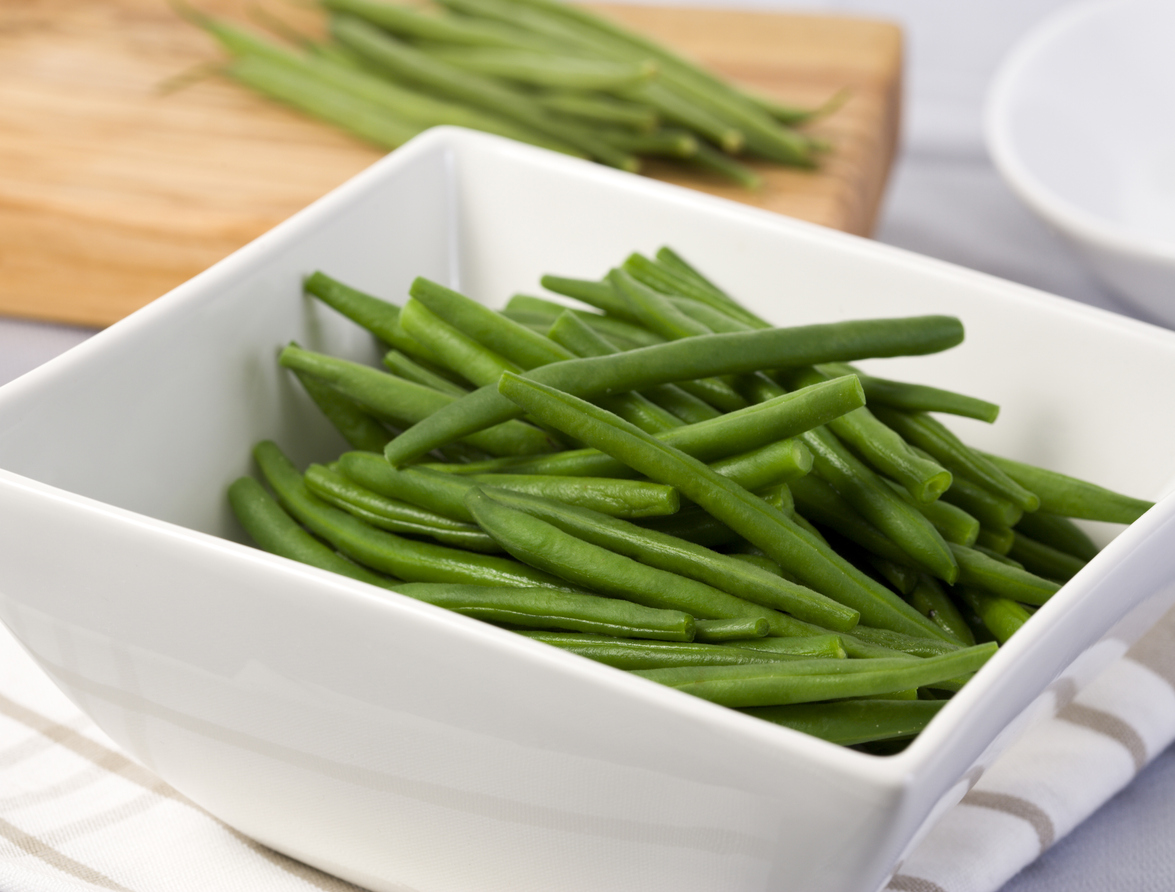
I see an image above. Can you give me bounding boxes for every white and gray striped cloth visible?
[1,610,1173,892]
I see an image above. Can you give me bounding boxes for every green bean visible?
[939,473,1023,529]
[1014,510,1099,561]
[686,142,764,189]
[694,617,770,642]
[304,272,449,371]
[741,699,947,746]
[279,344,553,457]
[465,487,804,632]
[546,310,711,425]
[598,128,698,158]
[290,366,392,454]
[654,247,762,325]
[399,299,520,387]
[974,545,1024,568]
[786,475,918,569]
[787,367,953,502]
[800,425,959,582]
[842,626,960,658]
[872,408,1040,512]
[229,476,399,587]
[539,275,639,321]
[909,575,975,646]
[624,82,745,153]
[607,268,749,412]
[955,587,1032,645]
[254,441,573,588]
[818,362,1000,423]
[880,479,979,547]
[949,543,1061,605]
[1008,532,1087,582]
[474,486,861,630]
[383,314,964,465]
[409,279,682,434]
[974,525,1014,555]
[632,643,997,707]
[382,350,470,398]
[304,463,500,552]
[709,439,813,490]
[340,451,679,521]
[421,46,658,93]
[332,15,640,170]
[718,634,847,659]
[983,453,1153,523]
[533,93,660,131]
[508,294,666,349]
[496,371,952,640]
[870,558,919,595]
[517,632,812,669]
[392,584,696,640]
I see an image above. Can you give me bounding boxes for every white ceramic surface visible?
[985,0,1175,324]
[1,129,1175,892]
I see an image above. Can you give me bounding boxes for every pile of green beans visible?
[180,0,841,187]
[228,246,1155,751]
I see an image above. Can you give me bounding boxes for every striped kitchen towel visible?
[2,609,1174,892]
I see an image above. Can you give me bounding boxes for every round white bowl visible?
[986,0,1175,324]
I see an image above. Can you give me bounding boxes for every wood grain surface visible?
[0,0,901,328]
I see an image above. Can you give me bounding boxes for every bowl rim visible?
[984,0,1175,267]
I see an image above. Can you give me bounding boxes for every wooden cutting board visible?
[0,0,901,328]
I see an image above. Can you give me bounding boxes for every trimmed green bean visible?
[1014,510,1099,561]
[818,362,1000,423]
[632,643,998,707]
[787,367,953,503]
[694,617,770,642]
[229,476,398,587]
[718,634,847,659]
[1008,532,1087,582]
[304,463,500,552]
[290,366,392,454]
[909,575,975,646]
[399,298,520,387]
[938,471,1023,529]
[393,583,696,640]
[843,626,960,658]
[983,453,1153,523]
[517,632,812,669]
[974,525,1014,554]
[881,479,979,547]
[279,344,553,457]
[741,699,947,746]
[955,587,1032,645]
[950,543,1061,606]
[382,349,470,398]
[872,408,1040,512]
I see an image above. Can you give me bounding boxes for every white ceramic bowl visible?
[2,129,1175,892]
[986,0,1175,324]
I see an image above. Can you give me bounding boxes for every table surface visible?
[2,0,1172,889]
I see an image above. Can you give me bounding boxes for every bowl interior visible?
[989,0,1175,251]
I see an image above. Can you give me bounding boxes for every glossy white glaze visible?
[1,129,1174,892]
[986,0,1175,323]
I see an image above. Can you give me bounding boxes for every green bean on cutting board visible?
[227,244,1157,751]
[183,0,845,185]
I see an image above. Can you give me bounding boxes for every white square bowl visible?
[1,128,1174,892]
